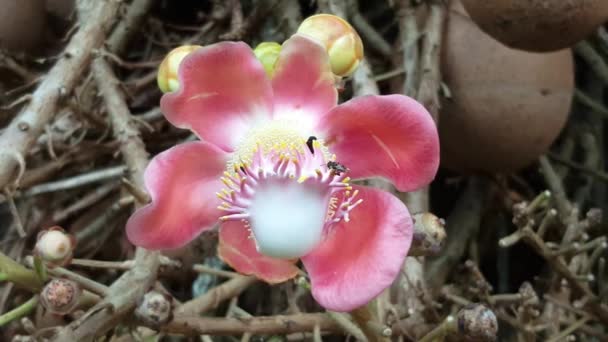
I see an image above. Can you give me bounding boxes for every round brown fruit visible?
[0,0,46,53]
[45,0,75,21]
[460,0,608,52]
[439,1,574,173]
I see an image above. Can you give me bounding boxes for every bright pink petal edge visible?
[271,34,338,131]
[319,94,439,192]
[126,141,227,250]
[161,41,274,152]
[301,185,413,311]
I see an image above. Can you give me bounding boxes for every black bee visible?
[306,136,317,154]
[327,161,349,175]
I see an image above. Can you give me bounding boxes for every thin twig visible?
[416,0,446,122]
[52,182,120,222]
[548,152,608,183]
[164,313,342,336]
[327,311,369,341]
[575,41,608,85]
[22,166,126,197]
[175,276,257,316]
[539,156,572,219]
[418,316,456,342]
[519,227,608,325]
[192,264,240,278]
[398,0,420,98]
[546,316,591,342]
[3,189,25,238]
[349,2,392,58]
[575,89,608,118]
[0,296,38,327]
[106,0,155,57]
[25,257,109,296]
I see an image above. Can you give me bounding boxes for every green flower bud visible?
[253,42,282,77]
[157,45,202,93]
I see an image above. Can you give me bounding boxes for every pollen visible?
[227,119,331,173]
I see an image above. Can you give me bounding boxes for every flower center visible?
[218,120,363,259]
[248,179,327,258]
[227,119,331,171]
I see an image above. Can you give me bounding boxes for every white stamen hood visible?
[249,181,327,259]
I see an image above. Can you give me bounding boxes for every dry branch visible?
[399,0,420,98]
[0,0,120,191]
[163,313,342,336]
[49,1,161,339]
[416,0,445,122]
[175,275,257,316]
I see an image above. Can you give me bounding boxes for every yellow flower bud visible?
[297,14,364,77]
[254,42,282,77]
[157,45,202,93]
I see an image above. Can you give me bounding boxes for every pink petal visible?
[161,42,273,152]
[271,34,338,130]
[320,95,439,192]
[301,185,413,311]
[126,141,227,250]
[218,221,300,284]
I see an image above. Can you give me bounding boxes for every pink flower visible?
[126,34,439,311]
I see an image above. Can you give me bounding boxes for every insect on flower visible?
[306,136,317,154]
[327,160,349,175]
[127,15,440,312]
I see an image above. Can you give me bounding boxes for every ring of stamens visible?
[217,140,362,227]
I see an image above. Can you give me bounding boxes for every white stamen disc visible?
[249,181,326,259]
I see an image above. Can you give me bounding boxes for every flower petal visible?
[271,34,338,130]
[161,42,273,152]
[319,95,439,192]
[126,141,227,250]
[301,185,413,311]
[218,220,300,284]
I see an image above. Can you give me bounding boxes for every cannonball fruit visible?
[461,0,608,52]
[439,1,574,173]
[0,0,46,53]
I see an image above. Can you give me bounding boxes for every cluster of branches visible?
[0,0,606,341]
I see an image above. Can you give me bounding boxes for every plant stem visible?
[418,316,457,342]
[0,296,39,327]
[0,251,43,292]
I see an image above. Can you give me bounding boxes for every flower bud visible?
[34,226,75,268]
[297,14,363,77]
[409,213,446,256]
[457,304,498,342]
[40,279,81,315]
[157,45,202,93]
[135,290,172,327]
[253,42,281,77]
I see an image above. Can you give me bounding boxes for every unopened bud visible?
[135,291,172,327]
[457,304,498,342]
[410,213,446,256]
[518,282,539,306]
[586,208,602,227]
[253,42,281,77]
[157,45,202,93]
[297,14,363,77]
[35,227,75,268]
[40,279,81,315]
